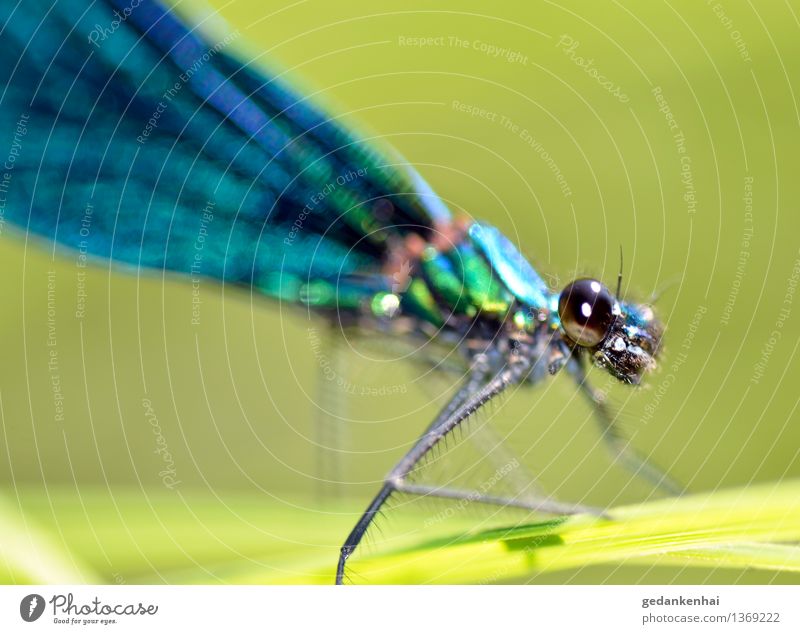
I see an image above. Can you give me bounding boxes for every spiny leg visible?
[335,363,527,584]
[395,482,602,516]
[420,365,489,435]
[570,357,684,496]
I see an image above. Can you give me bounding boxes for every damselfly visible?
[0,0,681,583]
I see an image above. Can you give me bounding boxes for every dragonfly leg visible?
[570,358,684,495]
[335,363,526,584]
[395,482,603,516]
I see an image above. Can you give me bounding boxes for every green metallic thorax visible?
[370,235,546,335]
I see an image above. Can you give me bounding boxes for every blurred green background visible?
[1,0,799,584]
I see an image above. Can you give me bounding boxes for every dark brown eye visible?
[558,278,616,347]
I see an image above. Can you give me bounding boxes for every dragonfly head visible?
[557,278,662,384]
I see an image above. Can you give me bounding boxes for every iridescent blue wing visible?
[0,0,451,304]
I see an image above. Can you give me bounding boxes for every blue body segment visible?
[468,222,553,313]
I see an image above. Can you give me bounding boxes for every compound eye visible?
[558,278,616,347]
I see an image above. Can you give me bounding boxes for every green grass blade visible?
[638,543,800,572]
[0,494,100,583]
[341,480,800,584]
[4,481,798,584]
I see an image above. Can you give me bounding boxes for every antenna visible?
[616,245,623,298]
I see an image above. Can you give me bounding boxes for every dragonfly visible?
[1,0,681,583]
